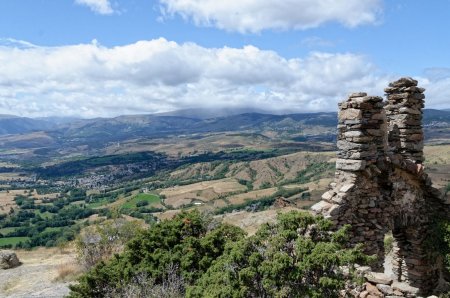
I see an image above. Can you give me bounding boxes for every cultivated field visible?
[161,178,247,208]
[227,187,278,205]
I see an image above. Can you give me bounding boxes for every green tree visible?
[69,211,371,298]
[68,210,245,297]
[187,211,371,298]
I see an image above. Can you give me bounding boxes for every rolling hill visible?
[0,109,449,155]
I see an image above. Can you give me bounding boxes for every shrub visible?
[75,218,143,270]
[187,211,372,298]
[69,211,371,298]
[136,201,149,207]
[69,210,245,297]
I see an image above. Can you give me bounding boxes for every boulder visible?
[0,250,21,269]
[365,272,393,285]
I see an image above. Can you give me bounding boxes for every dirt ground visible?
[0,247,79,298]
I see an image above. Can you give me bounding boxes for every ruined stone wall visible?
[312,78,449,295]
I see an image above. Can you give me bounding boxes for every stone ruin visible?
[312,77,449,296]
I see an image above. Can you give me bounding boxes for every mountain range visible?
[0,109,449,152]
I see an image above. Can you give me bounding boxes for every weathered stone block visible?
[388,77,418,87]
[328,204,342,216]
[365,272,393,285]
[339,108,362,120]
[321,191,335,201]
[337,140,367,151]
[391,281,419,295]
[310,201,331,213]
[339,183,355,193]
[336,159,367,171]
[376,284,394,295]
[344,131,365,138]
[349,92,368,98]
[398,107,421,115]
[365,282,383,297]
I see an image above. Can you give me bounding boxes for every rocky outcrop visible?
[0,250,21,269]
[346,268,439,298]
[312,78,449,295]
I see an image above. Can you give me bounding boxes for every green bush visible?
[69,211,371,298]
[187,212,371,298]
[68,210,245,297]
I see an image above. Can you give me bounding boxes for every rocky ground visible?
[0,247,79,298]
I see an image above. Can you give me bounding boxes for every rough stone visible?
[336,159,366,171]
[339,108,363,120]
[391,281,419,295]
[310,200,331,213]
[0,250,21,269]
[350,92,368,98]
[376,284,394,295]
[359,290,369,298]
[339,183,355,193]
[328,204,342,216]
[388,77,418,87]
[365,272,393,285]
[321,191,335,201]
[365,283,383,297]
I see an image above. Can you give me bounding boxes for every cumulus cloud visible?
[1,38,446,118]
[159,0,383,33]
[418,70,450,110]
[75,0,115,15]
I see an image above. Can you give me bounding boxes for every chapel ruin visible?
[312,77,449,295]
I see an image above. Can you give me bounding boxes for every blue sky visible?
[0,0,449,117]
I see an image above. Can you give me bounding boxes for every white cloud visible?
[419,72,450,110]
[159,0,383,33]
[75,0,115,15]
[0,38,447,118]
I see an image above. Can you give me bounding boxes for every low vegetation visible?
[68,210,372,298]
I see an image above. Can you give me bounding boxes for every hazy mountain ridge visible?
[0,115,55,135]
[0,109,449,151]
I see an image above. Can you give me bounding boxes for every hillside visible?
[1,109,449,150]
[0,115,55,135]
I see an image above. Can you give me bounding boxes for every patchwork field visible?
[161,178,247,208]
[105,132,279,157]
[0,190,22,214]
[0,189,61,214]
[121,193,162,209]
[227,187,278,205]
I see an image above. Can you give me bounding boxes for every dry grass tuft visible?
[2,279,19,292]
[54,262,82,282]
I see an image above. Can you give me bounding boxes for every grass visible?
[34,209,53,219]
[54,262,82,282]
[87,200,109,208]
[0,237,29,246]
[0,227,17,235]
[43,227,62,233]
[121,193,160,209]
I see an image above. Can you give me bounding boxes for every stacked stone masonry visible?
[312,78,449,296]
